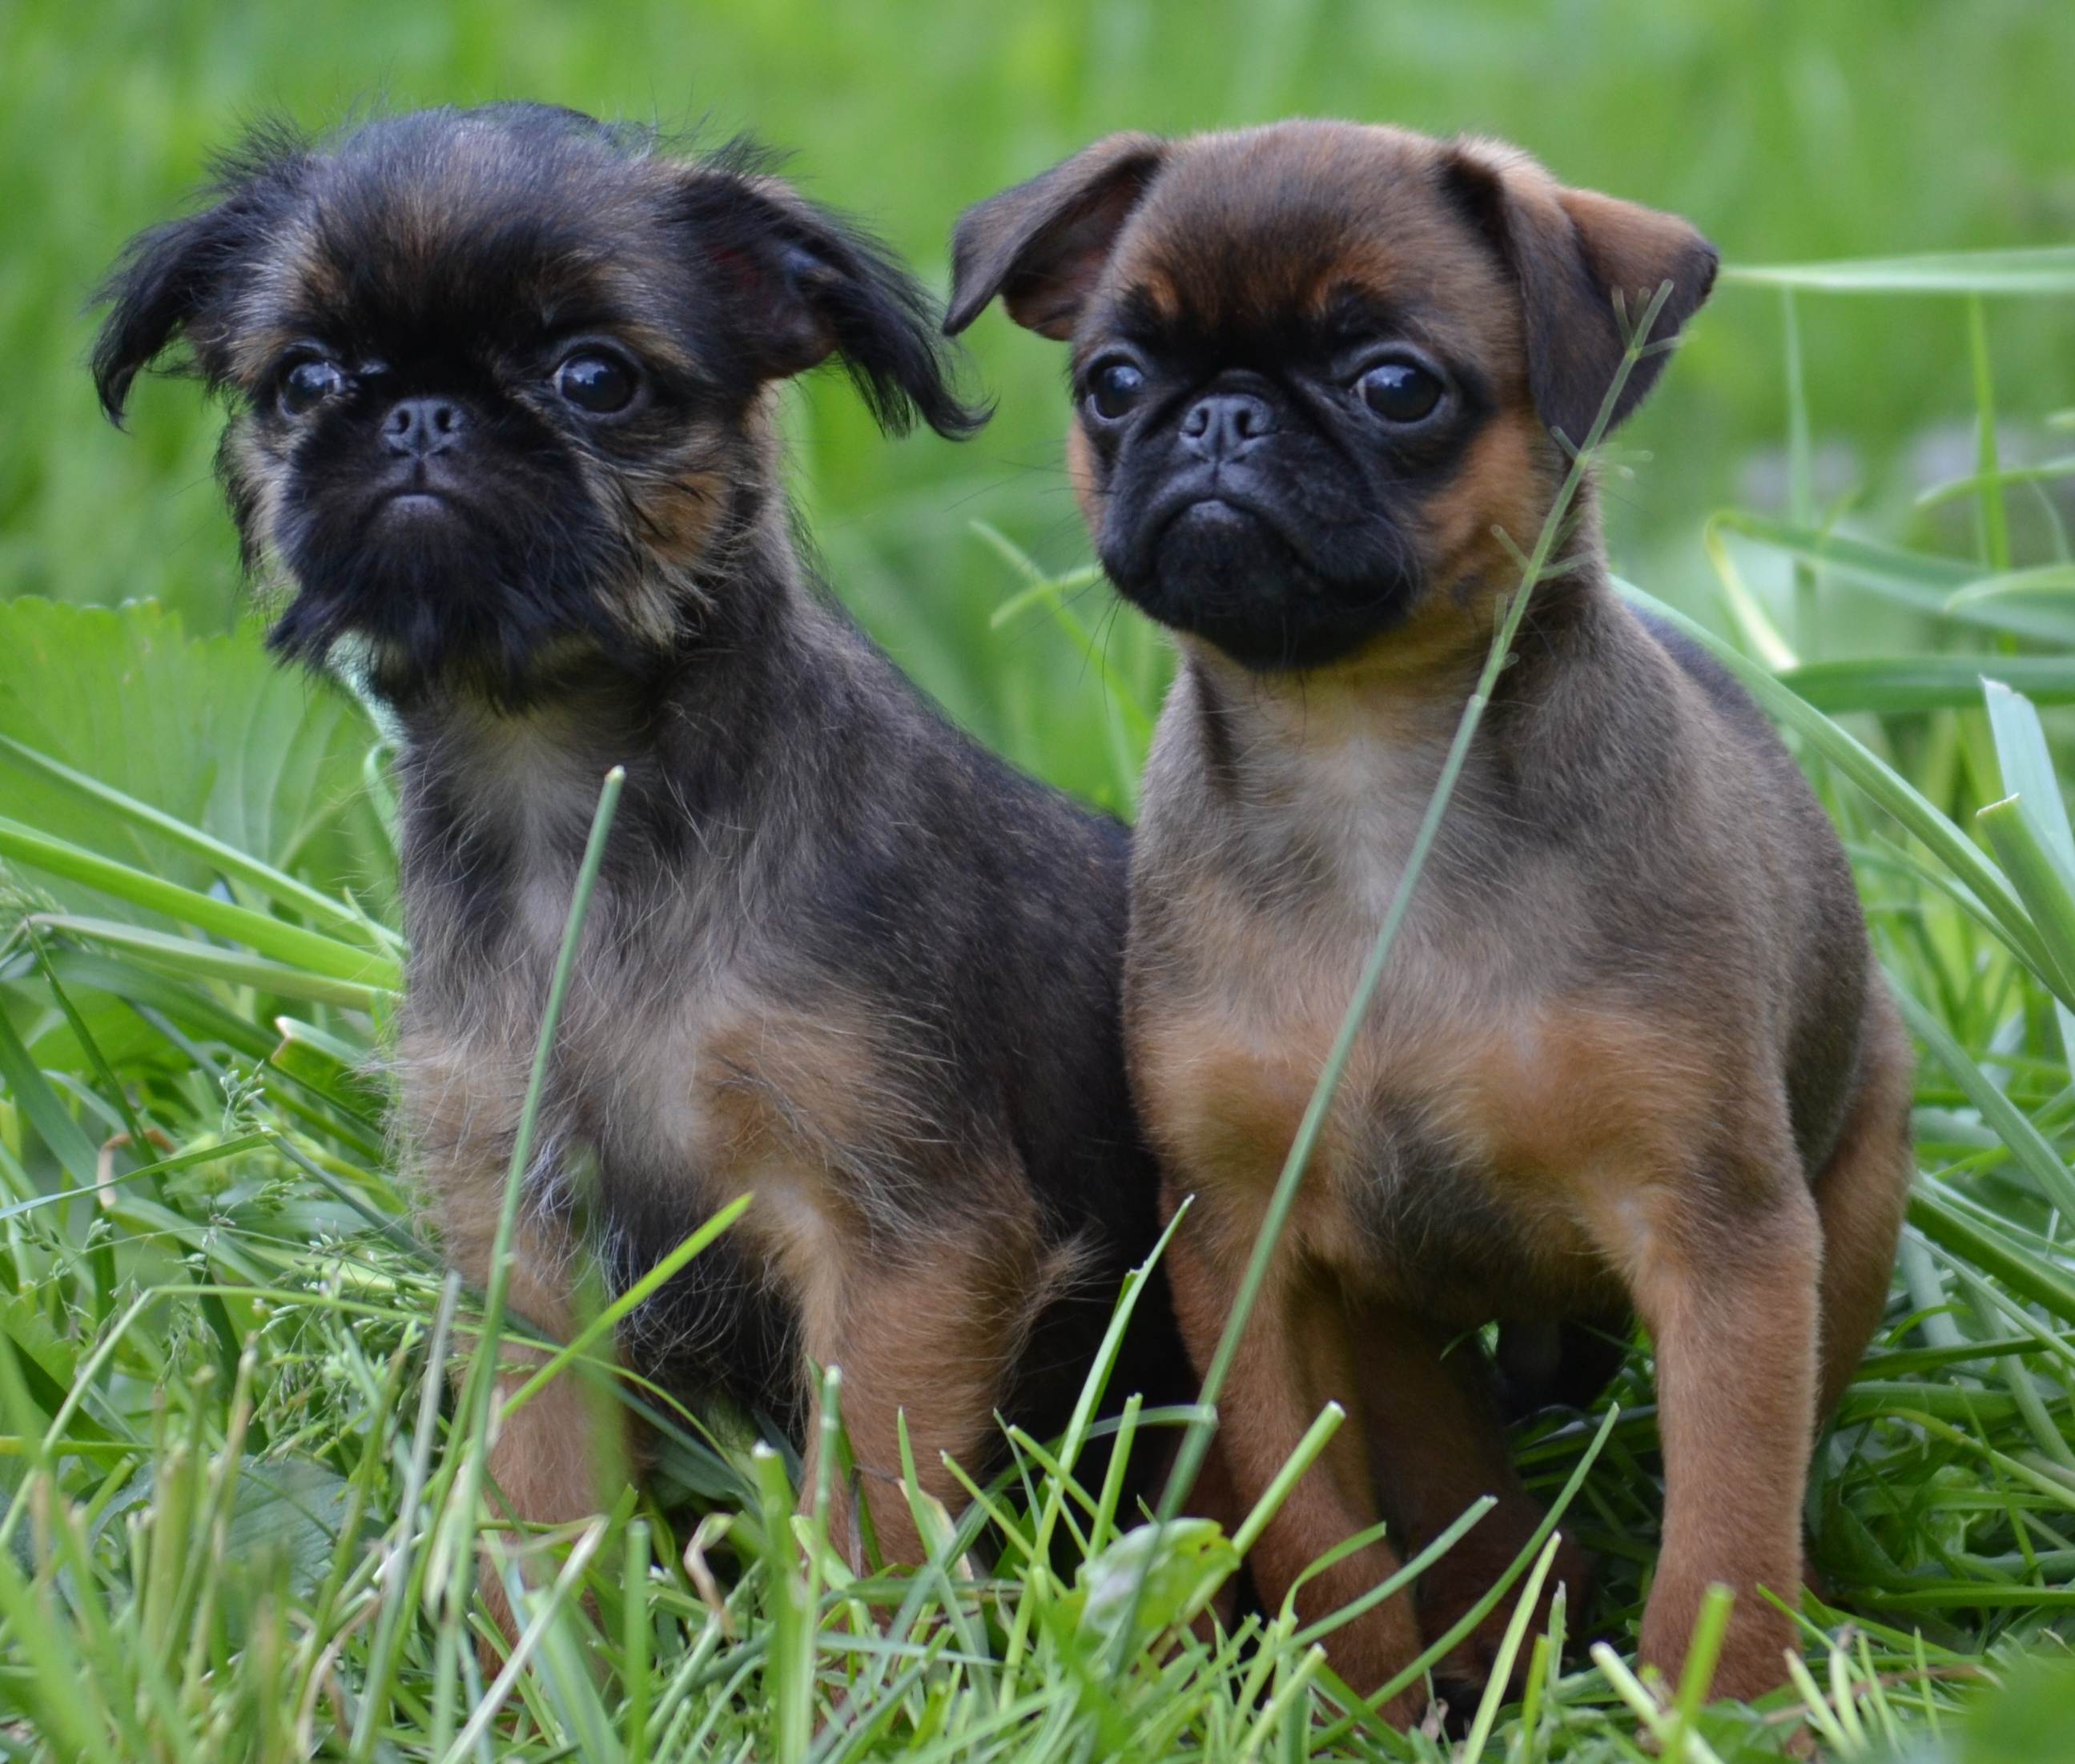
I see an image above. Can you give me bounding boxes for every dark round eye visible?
[1357,360,1444,424]
[1087,359,1148,422]
[279,358,346,417]
[555,352,638,415]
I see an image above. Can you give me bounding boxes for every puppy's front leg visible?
[793,1229,1028,1573]
[1623,1179,1821,1702]
[442,1199,625,1649]
[1168,1210,1426,1722]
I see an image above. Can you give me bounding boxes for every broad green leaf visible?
[90,1456,359,1618]
[1068,1518,1240,1650]
[0,598,395,933]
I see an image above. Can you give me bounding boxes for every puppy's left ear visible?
[682,163,985,439]
[1442,140,1718,445]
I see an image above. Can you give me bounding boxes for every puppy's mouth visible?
[366,468,472,525]
[1144,486,1287,558]
[1111,484,1311,599]
[1104,481,1423,673]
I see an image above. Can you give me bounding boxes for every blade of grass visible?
[0,731,400,954]
[1723,245,2075,295]
[1783,656,2075,714]
[1968,297,2011,573]
[1457,1532,1563,1760]
[26,914,392,1011]
[0,815,401,986]
[1892,978,2075,1218]
[1783,288,1819,658]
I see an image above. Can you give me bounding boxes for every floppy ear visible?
[944,133,1169,340]
[1442,139,1718,445]
[91,127,312,424]
[682,159,985,439]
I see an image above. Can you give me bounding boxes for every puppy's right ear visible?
[945,133,1168,340]
[91,128,311,424]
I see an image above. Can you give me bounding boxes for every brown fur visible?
[949,119,1914,1714]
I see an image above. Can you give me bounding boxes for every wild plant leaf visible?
[1981,679,2075,1059]
[0,597,391,919]
[0,815,401,987]
[1948,566,2075,644]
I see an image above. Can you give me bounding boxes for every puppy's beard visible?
[263,488,649,707]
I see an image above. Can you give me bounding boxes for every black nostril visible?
[1180,392,1275,460]
[384,396,467,457]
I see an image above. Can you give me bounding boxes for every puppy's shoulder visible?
[1627,604,1785,759]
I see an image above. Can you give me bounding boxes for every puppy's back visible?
[1633,606,1873,1175]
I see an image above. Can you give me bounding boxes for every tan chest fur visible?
[394,829,948,1341]
[1130,660,1705,1323]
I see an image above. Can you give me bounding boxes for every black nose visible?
[1179,392,1275,463]
[382,396,468,459]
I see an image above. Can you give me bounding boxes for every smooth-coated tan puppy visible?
[947,121,1912,1714]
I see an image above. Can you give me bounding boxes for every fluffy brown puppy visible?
[948,121,1912,1713]
[94,104,1194,1620]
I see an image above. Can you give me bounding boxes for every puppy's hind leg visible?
[1166,1208,1426,1723]
[1813,990,1913,1422]
[1357,1308,1593,1708]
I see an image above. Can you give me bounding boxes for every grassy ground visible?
[4,5,2075,1760]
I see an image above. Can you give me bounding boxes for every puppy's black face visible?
[1068,275,1498,671]
[948,123,1717,675]
[96,105,978,705]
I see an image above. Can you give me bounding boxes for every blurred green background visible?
[6,0,2073,809]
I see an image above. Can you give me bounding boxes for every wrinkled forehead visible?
[1090,123,1522,368]
[232,120,698,376]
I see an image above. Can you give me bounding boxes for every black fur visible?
[95,104,1187,1531]
[1075,287,1495,670]
[92,106,983,704]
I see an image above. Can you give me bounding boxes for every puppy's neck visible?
[388,492,823,886]
[1174,556,1612,787]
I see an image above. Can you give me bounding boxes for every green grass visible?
[5,5,2075,1759]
